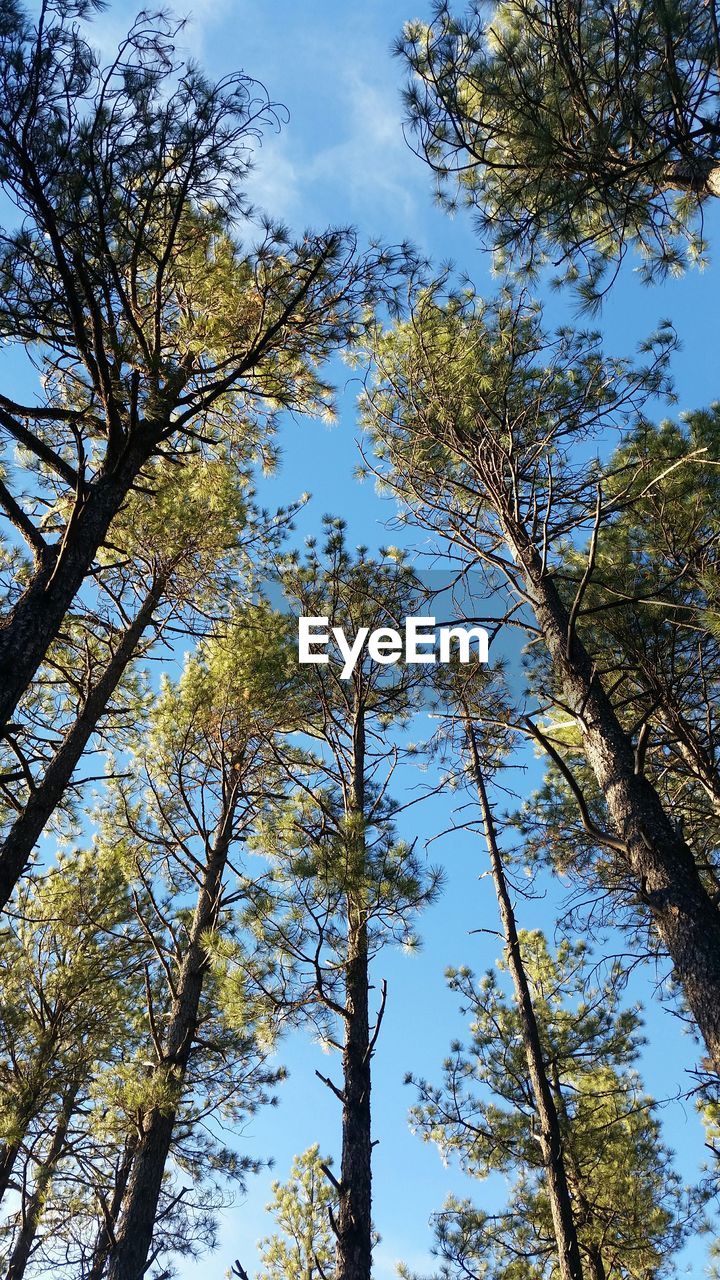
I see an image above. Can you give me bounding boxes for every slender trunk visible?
[466,720,585,1280]
[0,432,159,734]
[547,1061,608,1280]
[0,1029,62,1210]
[86,1134,139,1280]
[0,575,165,911]
[507,521,720,1073]
[336,708,373,1280]
[0,1140,21,1206]
[105,789,238,1280]
[337,913,372,1280]
[4,1080,80,1280]
[584,1249,607,1280]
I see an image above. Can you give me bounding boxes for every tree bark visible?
[4,1080,80,1280]
[86,1135,139,1280]
[0,430,160,735]
[0,1029,62,1210]
[0,1139,21,1207]
[105,788,238,1280]
[466,720,585,1280]
[584,1248,607,1280]
[506,519,720,1073]
[548,1060,608,1280]
[335,708,373,1280]
[0,575,166,911]
[336,915,372,1280]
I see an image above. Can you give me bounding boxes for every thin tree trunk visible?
[584,1249,607,1280]
[336,914,372,1280]
[105,787,238,1280]
[0,574,166,911]
[335,709,373,1280]
[0,432,159,735]
[4,1080,80,1280]
[507,521,720,1073]
[547,1060,608,1280]
[0,1140,21,1206]
[86,1134,139,1280]
[465,719,585,1280]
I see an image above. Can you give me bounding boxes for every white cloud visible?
[246,131,303,226]
[83,0,235,64]
[248,62,426,237]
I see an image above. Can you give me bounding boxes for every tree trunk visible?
[4,1080,80,1280]
[507,520,720,1073]
[0,1031,61,1210]
[0,432,159,735]
[466,720,585,1280]
[335,708,373,1280]
[86,1135,139,1280]
[665,158,720,199]
[0,1140,21,1207]
[336,914,372,1280]
[548,1060,608,1280]
[105,788,238,1280]
[584,1248,607,1280]
[0,575,165,911]
[105,1112,177,1280]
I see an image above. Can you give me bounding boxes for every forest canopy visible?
[0,3,718,1280]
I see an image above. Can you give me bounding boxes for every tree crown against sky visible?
[398,0,720,303]
[0,2,719,1279]
[512,409,720,953]
[256,1145,337,1280]
[361,280,677,581]
[406,934,703,1280]
[230,528,445,1051]
[0,0,408,761]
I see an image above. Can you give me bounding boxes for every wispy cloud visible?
[249,60,428,239]
[83,0,235,65]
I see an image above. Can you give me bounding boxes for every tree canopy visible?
[398,0,720,302]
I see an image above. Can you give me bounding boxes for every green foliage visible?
[399,0,720,302]
[0,845,150,1270]
[0,845,142,1148]
[242,525,443,1027]
[256,1146,336,1280]
[407,933,703,1278]
[363,282,675,595]
[514,408,720,938]
[18,622,296,1277]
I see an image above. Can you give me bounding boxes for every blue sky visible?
[66,2,720,1276]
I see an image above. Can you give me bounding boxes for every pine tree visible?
[407,934,700,1279]
[514,410,720,955]
[363,283,720,1074]
[244,524,443,1280]
[99,613,291,1280]
[398,0,720,302]
[0,845,148,1274]
[0,847,143,1212]
[0,456,279,909]
[0,0,402,754]
[256,1146,336,1280]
